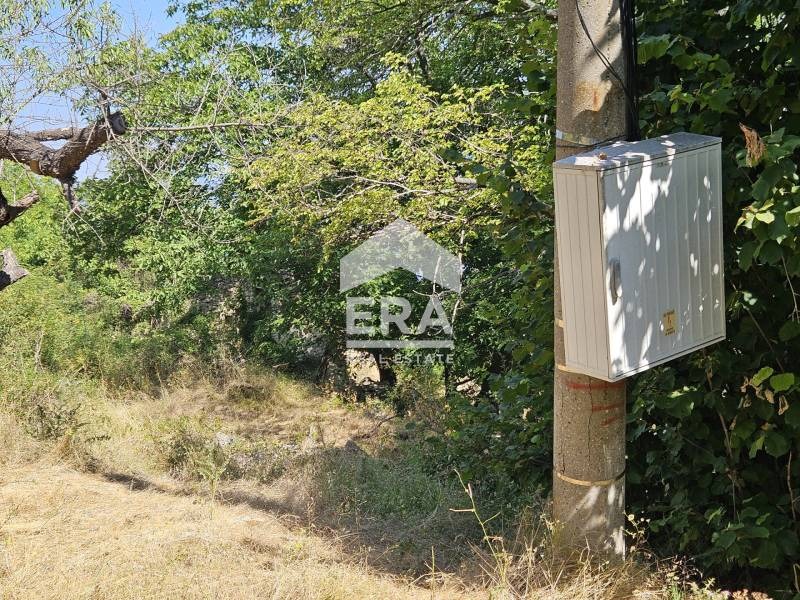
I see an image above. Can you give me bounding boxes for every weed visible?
[20,395,84,440]
[154,416,293,492]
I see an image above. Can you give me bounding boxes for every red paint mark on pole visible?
[600,414,624,427]
[566,380,625,391]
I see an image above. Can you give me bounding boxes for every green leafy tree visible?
[623,0,800,590]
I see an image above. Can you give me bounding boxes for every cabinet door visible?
[602,149,724,378]
[602,157,677,377]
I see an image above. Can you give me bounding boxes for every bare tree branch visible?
[0,127,82,142]
[0,248,29,291]
[0,189,39,228]
[61,181,81,213]
[0,111,127,181]
[52,112,128,177]
[521,0,557,20]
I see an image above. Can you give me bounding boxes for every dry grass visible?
[0,367,722,599]
[0,462,471,599]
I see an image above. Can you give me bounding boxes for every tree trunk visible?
[552,0,628,558]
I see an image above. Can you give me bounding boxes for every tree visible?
[624,0,800,588]
[135,0,558,397]
[0,1,127,288]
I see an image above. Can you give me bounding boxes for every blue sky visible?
[110,0,181,44]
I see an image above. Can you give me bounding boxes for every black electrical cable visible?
[620,0,641,140]
[574,0,641,142]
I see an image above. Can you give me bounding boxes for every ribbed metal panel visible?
[554,169,609,379]
[554,134,725,381]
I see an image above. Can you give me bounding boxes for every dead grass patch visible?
[0,366,727,599]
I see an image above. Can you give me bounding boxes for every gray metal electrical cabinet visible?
[553,132,725,381]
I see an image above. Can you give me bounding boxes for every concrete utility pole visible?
[553,0,629,557]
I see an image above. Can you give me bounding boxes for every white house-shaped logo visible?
[340,219,461,293]
[340,219,462,349]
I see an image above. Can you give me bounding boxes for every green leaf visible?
[638,34,673,63]
[753,540,780,568]
[766,128,786,144]
[787,206,800,227]
[755,211,775,224]
[749,184,770,209]
[779,321,800,341]
[765,430,790,457]
[770,373,795,392]
[732,417,757,441]
[749,432,766,458]
[743,525,772,539]
[786,403,800,428]
[715,529,737,549]
[777,530,799,556]
[752,366,774,386]
[758,240,782,264]
[706,87,734,112]
[769,213,791,244]
[752,164,783,201]
[739,241,757,270]
[673,52,695,70]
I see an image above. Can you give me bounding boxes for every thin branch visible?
[356,414,401,439]
[730,282,786,372]
[487,0,557,20]
[522,0,558,20]
[782,256,800,321]
[133,121,268,133]
[789,451,798,525]
[60,180,81,214]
